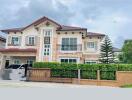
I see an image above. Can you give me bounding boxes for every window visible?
[28,37,35,45]
[61,38,77,51]
[44,37,50,44]
[87,42,95,48]
[44,30,51,37]
[27,59,34,65]
[85,60,97,64]
[61,58,77,63]
[14,59,20,64]
[43,30,52,56]
[44,44,50,55]
[12,37,19,45]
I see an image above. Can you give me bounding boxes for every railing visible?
[51,69,78,78]
[80,70,97,79]
[57,44,82,52]
[50,69,116,80]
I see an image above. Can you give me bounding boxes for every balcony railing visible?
[57,44,82,51]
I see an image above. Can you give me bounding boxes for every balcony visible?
[57,44,82,52]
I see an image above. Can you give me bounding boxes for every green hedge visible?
[33,62,77,69]
[33,62,132,80]
[118,64,132,71]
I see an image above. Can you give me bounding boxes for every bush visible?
[78,64,99,70]
[118,64,132,71]
[81,70,97,79]
[33,62,132,80]
[99,64,117,80]
[33,62,60,69]
[60,63,77,70]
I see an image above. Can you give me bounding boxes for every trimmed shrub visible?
[78,64,99,70]
[33,62,60,69]
[60,63,77,70]
[100,64,117,80]
[33,62,132,80]
[118,64,132,71]
[81,70,97,79]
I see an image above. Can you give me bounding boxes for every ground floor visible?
[0,48,100,69]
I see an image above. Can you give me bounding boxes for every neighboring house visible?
[113,47,121,62]
[0,16,105,68]
[0,35,6,69]
[0,35,6,48]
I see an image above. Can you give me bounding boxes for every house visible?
[0,35,6,69]
[0,16,105,69]
[0,35,6,48]
[113,47,121,62]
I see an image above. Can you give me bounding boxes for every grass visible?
[120,84,132,88]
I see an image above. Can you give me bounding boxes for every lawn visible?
[121,84,132,88]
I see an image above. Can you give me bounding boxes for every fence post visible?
[78,69,81,84]
[97,70,100,81]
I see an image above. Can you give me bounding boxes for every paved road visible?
[0,80,131,100]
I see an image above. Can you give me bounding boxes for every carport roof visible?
[0,48,37,52]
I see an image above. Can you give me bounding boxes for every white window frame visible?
[11,36,19,46]
[14,59,20,64]
[87,42,95,49]
[59,58,79,64]
[61,38,77,51]
[43,29,52,56]
[28,36,35,45]
[85,60,97,64]
[27,59,34,65]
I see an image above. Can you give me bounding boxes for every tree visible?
[119,40,132,63]
[99,35,114,64]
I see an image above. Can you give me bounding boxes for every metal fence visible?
[50,69,116,80]
[80,70,97,79]
[51,69,78,78]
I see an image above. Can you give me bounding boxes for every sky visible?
[0,0,132,48]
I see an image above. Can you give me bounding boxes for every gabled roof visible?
[1,16,87,33]
[1,28,23,32]
[57,25,87,31]
[0,35,6,42]
[86,32,105,36]
[21,16,62,31]
[113,47,121,52]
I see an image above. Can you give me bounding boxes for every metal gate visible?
[0,69,26,81]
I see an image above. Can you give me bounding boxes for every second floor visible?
[1,16,105,54]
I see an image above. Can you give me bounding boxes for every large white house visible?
[0,16,105,69]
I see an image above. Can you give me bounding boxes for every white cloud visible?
[0,0,132,48]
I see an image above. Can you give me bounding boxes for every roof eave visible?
[56,28,87,31]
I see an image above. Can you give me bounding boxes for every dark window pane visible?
[44,37,50,44]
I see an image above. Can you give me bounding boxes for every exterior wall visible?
[0,39,6,69]
[28,69,132,87]
[83,36,103,63]
[114,51,121,62]
[0,40,5,48]
[56,31,84,63]
[3,19,103,64]
[11,56,36,65]
[83,36,102,54]
[6,26,38,49]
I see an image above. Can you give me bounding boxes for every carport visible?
[0,48,37,69]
